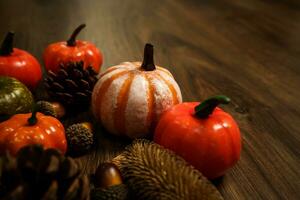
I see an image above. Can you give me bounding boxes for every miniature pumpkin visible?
[154,95,242,179]
[0,76,34,123]
[0,109,67,156]
[43,24,103,73]
[92,43,182,138]
[0,32,42,89]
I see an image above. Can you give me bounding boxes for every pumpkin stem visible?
[27,105,38,125]
[141,43,156,71]
[0,32,14,56]
[194,95,230,118]
[67,24,86,46]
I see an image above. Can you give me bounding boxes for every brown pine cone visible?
[112,139,223,200]
[0,145,90,200]
[44,61,98,111]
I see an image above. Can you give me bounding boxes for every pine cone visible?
[91,184,128,200]
[112,139,223,200]
[44,61,98,111]
[0,145,90,200]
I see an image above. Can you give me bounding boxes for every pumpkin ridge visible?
[157,66,173,77]
[94,71,129,122]
[99,66,119,78]
[144,74,156,131]
[99,74,130,134]
[213,114,237,168]
[43,46,61,68]
[100,63,138,79]
[155,73,179,105]
[113,72,135,135]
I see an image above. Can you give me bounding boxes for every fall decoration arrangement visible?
[92,43,182,138]
[154,95,242,179]
[0,76,34,118]
[0,32,42,89]
[43,24,103,73]
[44,61,98,110]
[0,108,67,156]
[112,140,223,200]
[0,24,242,199]
[0,145,90,200]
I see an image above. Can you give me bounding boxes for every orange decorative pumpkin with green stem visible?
[0,107,67,156]
[154,95,242,179]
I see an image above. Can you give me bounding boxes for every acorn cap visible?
[91,184,128,200]
[94,163,123,188]
[66,122,94,156]
[112,139,223,200]
[36,101,65,118]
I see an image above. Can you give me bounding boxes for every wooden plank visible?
[0,0,299,199]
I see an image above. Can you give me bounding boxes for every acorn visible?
[94,163,123,188]
[36,100,65,118]
[66,122,94,156]
[91,163,128,200]
[112,139,223,200]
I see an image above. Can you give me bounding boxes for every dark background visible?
[0,0,300,199]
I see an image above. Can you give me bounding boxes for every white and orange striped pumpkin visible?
[92,44,182,138]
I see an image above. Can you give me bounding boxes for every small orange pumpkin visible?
[0,110,67,156]
[92,44,182,138]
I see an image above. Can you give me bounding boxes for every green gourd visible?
[0,76,34,119]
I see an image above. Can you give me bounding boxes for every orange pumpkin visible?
[0,110,67,156]
[92,44,182,138]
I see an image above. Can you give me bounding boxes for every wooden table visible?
[0,0,299,199]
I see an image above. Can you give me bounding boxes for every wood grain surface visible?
[0,0,299,199]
